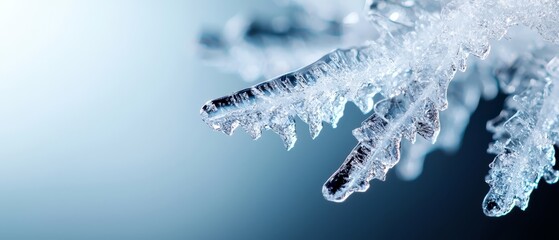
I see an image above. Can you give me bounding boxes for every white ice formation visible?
[483,49,559,216]
[199,0,559,217]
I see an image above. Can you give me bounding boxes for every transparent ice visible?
[198,0,559,217]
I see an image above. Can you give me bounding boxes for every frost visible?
[397,69,483,180]
[199,0,559,217]
[483,51,559,217]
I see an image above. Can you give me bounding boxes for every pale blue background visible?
[0,1,557,239]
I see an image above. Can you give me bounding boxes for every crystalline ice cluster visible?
[198,0,559,217]
[483,51,559,216]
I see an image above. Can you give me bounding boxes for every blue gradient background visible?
[0,1,558,239]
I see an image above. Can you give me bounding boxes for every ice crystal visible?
[199,0,559,216]
[483,51,559,217]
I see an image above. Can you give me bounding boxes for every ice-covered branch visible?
[321,0,559,201]
[323,79,443,201]
[201,46,380,149]
[483,54,559,217]
[396,71,483,180]
[199,0,559,215]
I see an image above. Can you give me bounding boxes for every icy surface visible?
[396,70,481,180]
[199,0,559,217]
[483,50,559,217]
